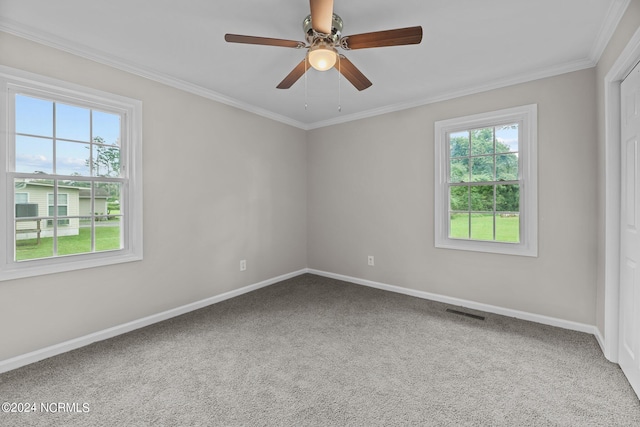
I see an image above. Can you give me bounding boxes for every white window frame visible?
[0,66,143,281]
[434,104,537,257]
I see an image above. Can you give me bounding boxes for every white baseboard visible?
[595,328,607,355]
[307,269,599,336]
[0,269,307,374]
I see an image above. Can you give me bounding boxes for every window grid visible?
[11,93,125,261]
[446,125,521,244]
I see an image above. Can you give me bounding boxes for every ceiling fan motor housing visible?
[303,13,343,45]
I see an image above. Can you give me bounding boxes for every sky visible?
[14,94,121,176]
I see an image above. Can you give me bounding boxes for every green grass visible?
[16,226,121,261]
[450,214,519,243]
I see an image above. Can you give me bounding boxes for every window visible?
[15,192,28,205]
[47,193,69,226]
[434,105,537,256]
[0,66,143,280]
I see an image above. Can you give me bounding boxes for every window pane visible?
[56,103,90,142]
[471,128,494,155]
[470,213,494,241]
[17,178,53,192]
[496,154,518,181]
[58,219,92,256]
[96,223,122,252]
[56,141,91,176]
[15,178,48,219]
[48,192,68,206]
[450,158,470,183]
[95,182,120,215]
[47,207,69,226]
[93,110,121,147]
[58,181,92,255]
[495,124,519,153]
[92,144,121,177]
[450,186,469,211]
[470,185,494,211]
[16,135,53,174]
[48,190,70,226]
[449,213,469,239]
[16,218,52,261]
[72,183,93,217]
[471,156,494,182]
[450,131,469,157]
[15,179,51,259]
[15,192,28,204]
[496,184,519,212]
[496,214,520,243]
[15,95,53,137]
[95,182,122,251]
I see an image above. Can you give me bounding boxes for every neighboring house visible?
[14,182,108,240]
[79,188,109,218]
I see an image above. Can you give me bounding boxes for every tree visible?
[88,136,120,178]
[84,137,121,206]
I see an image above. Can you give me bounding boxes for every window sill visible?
[435,238,537,257]
[0,250,143,282]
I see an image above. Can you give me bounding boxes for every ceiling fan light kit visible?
[308,42,337,71]
[224,0,423,92]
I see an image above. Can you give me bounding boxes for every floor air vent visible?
[446,308,485,321]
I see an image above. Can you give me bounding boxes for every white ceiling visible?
[0,0,630,129]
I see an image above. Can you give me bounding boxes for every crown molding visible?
[589,0,631,63]
[306,56,596,129]
[0,18,308,130]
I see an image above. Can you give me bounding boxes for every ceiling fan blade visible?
[336,55,372,91]
[276,59,312,89]
[342,26,423,50]
[225,34,305,49]
[310,0,334,34]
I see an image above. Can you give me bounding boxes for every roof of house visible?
[15,181,110,198]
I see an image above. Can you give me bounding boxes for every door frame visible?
[604,27,640,363]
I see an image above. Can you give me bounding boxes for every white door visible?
[619,60,640,396]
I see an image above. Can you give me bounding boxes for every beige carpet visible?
[1,273,639,426]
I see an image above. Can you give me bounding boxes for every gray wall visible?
[0,33,308,361]
[308,69,598,324]
[595,0,640,339]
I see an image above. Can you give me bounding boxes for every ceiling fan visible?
[224,0,423,91]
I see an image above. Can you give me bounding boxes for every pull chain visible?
[304,56,308,110]
[338,55,342,112]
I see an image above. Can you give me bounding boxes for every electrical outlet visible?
[368,256,374,266]
[240,259,247,271]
